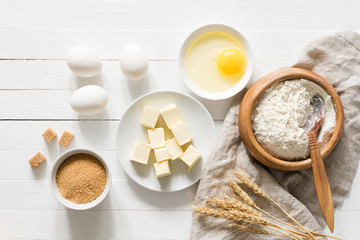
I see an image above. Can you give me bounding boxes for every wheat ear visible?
[234,171,318,240]
[227,179,256,207]
[193,206,268,225]
[206,197,261,217]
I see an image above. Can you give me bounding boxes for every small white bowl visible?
[179,24,254,100]
[50,148,112,210]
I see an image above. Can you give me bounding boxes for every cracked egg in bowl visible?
[179,24,254,100]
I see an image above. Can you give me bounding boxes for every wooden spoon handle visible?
[308,132,335,232]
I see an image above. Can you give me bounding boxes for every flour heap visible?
[252,79,336,160]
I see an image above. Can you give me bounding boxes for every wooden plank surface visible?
[0,60,291,89]
[0,30,333,60]
[0,210,193,239]
[0,1,358,31]
[0,0,359,239]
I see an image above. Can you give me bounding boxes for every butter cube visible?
[130,141,151,164]
[171,122,192,146]
[166,138,183,160]
[180,145,201,172]
[153,161,171,178]
[148,128,166,149]
[160,104,184,129]
[141,106,160,129]
[154,147,171,163]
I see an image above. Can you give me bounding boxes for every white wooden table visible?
[1,0,359,239]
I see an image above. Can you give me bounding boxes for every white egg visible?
[70,85,108,115]
[119,43,148,81]
[67,46,102,78]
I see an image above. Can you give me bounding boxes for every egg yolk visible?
[217,48,246,76]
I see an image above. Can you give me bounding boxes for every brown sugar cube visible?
[42,128,57,142]
[58,131,74,147]
[28,152,46,168]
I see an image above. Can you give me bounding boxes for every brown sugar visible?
[58,131,74,147]
[42,128,57,142]
[29,152,46,168]
[56,153,107,204]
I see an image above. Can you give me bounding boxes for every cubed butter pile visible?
[130,104,201,179]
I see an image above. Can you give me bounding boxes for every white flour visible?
[251,79,336,160]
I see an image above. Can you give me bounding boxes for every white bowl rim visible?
[178,24,254,100]
[50,148,112,210]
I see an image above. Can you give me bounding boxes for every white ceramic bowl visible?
[50,148,112,210]
[179,24,254,100]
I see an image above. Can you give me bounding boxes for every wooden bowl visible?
[238,68,344,171]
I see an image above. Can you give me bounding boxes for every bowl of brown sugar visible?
[50,148,112,210]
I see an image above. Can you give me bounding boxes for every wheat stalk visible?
[195,203,301,240]
[194,206,300,240]
[208,188,304,239]
[192,173,341,240]
[234,171,319,240]
[227,179,306,239]
[233,223,304,240]
[255,206,343,240]
[233,223,301,240]
[265,225,301,240]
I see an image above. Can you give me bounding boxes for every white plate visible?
[116,90,216,192]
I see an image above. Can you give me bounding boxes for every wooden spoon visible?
[302,94,334,232]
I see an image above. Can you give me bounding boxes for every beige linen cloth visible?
[190,31,360,239]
